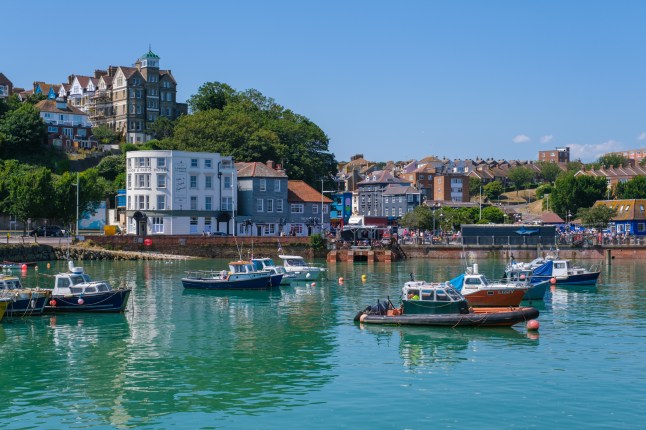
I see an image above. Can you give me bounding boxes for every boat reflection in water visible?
[359,324,539,368]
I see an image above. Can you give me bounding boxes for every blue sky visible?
[4,1,646,163]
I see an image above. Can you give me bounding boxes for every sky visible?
[3,1,646,163]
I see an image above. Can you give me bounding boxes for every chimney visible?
[68,75,75,84]
[94,69,107,79]
[267,160,275,169]
[108,66,118,77]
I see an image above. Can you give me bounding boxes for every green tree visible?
[535,183,553,199]
[469,176,482,198]
[188,82,237,113]
[6,166,54,232]
[480,206,506,224]
[507,166,534,195]
[614,176,646,199]
[596,154,628,168]
[538,161,562,184]
[147,116,176,140]
[549,172,607,219]
[174,84,337,185]
[52,169,109,231]
[566,160,584,172]
[399,205,433,232]
[92,125,120,146]
[577,205,617,230]
[0,103,46,156]
[483,180,504,201]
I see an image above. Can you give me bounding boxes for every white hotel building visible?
[125,150,237,235]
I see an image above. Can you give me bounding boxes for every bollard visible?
[605,249,612,265]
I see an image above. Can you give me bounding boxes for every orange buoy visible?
[21,264,27,271]
[550,277,557,284]
[47,263,51,269]
[338,277,344,283]
[527,319,540,331]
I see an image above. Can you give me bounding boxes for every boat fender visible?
[49,299,57,307]
[359,313,367,323]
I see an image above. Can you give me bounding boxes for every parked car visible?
[29,226,65,237]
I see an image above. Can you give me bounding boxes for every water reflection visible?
[358,324,537,369]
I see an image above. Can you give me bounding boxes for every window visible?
[152,217,164,233]
[157,195,165,210]
[221,197,233,211]
[323,205,328,214]
[292,224,303,235]
[257,198,264,212]
[259,179,266,191]
[190,175,197,189]
[190,196,197,210]
[205,175,213,189]
[291,204,304,213]
[274,180,281,192]
[204,217,212,233]
[48,126,58,133]
[190,217,198,234]
[224,176,232,189]
[638,223,645,233]
[157,174,166,188]
[191,159,198,167]
[205,196,212,211]
[399,207,403,216]
[276,199,283,213]
[267,199,273,212]
[312,205,319,214]
[63,128,73,137]
[384,197,389,203]
[136,174,150,188]
[205,159,212,168]
[127,174,131,189]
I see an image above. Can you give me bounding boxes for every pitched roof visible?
[160,70,176,84]
[235,162,287,178]
[0,72,12,86]
[288,180,333,203]
[382,185,419,196]
[35,98,87,115]
[357,170,409,186]
[594,199,646,221]
[541,212,564,224]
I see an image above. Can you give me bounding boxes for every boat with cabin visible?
[449,264,529,307]
[354,276,539,327]
[251,257,295,286]
[503,266,551,300]
[0,274,51,316]
[46,262,132,313]
[277,255,326,281]
[182,260,274,290]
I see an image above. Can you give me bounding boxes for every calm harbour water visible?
[1,257,645,429]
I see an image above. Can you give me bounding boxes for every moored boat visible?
[449,264,529,307]
[46,262,131,313]
[251,257,295,285]
[0,297,11,321]
[354,278,539,327]
[0,274,51,316]
[182,260,274,290]
[277,255,326,281]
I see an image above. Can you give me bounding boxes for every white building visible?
[125,150,236,235]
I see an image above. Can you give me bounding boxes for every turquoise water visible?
[1,258,645,429]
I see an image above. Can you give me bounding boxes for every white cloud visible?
[637,132,646,141]
[512,134,530,143]
[540,135,553,144]
[568,140,624,162]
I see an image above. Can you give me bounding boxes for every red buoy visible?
[144,238,153,246]
[527,319,540,331]
[21,264,27,271]
[550,277,557,284]
[78,298,85,305]
[49,299,57,307]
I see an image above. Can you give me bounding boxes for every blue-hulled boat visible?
[182,261,274,290]
[503,267,551,300]
[0,274,51,316]
[251,258,295,286]
[46,262,131,313]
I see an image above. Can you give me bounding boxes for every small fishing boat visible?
[0,297,11,321]
[354,277,539,327]
[544,260,600,286]
[449,264,529,307]
[503,267,550,300]
[0,274,51,316]
[251,257,295,285]
[182,260,274,290]
[278,255,326,281]
[46,262,131,313]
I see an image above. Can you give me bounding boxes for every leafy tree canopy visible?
[173,83,337,185]
[469,176,481,198]
[483,180,504,200]
[549,172,607,219]
[480,206,505,224]
[507,166,535,194]
[594,154,629,169]
[614,176,646,199]
[537,161,563,184]
[92,125,120,146]
[577,205,617,231]
[0,103,46,157]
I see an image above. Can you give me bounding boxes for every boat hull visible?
[463,288,527,307]
[45,289,132,313]
[182,275,273,290]
[5,292,50,316]
[357,307,539,327]
[556,271,600,286]
[0,299,8,321]
[523,280,549,300]
[285,269,322,281]
[269,274,284,287]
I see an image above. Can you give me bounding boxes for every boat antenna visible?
[233,235,242,260]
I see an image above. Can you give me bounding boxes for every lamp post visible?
[321,178,334,232]
[71,172,79,238]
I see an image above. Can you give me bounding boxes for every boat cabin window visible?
[97,283,110,292]
[58,277,72,290]
[554,262,566,269]
[435,289,449,301]
[406,289,420,300]
[84,286,97,293]
[446,288,462,301]
[420,290,433,300]
[285,258,306,267]
[70,274,90,285]
[70,286,83,294]
[465,277,482,285]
